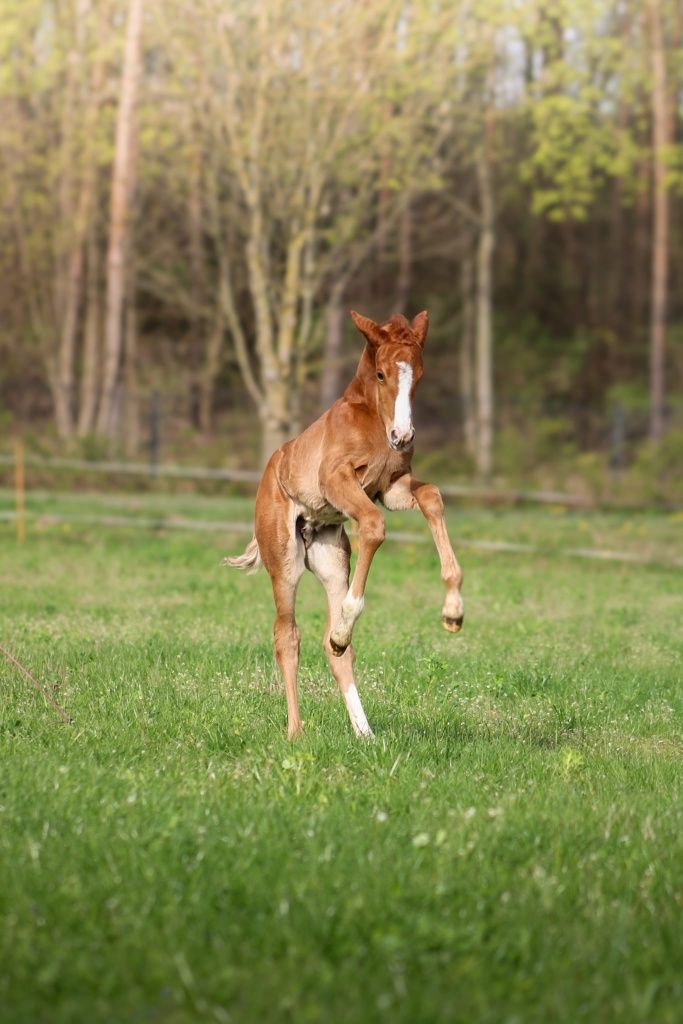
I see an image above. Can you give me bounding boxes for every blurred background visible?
[1,0,681,505]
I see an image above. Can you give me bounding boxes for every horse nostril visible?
[390,428,414,449]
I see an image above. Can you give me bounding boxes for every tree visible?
[475,87,496,481]
[96,0,144,437]
[1,0,682,474]
[174,0,436,464]
[647,0,671,441]
[426,0,506,479]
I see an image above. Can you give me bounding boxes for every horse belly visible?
[302,502,347,528]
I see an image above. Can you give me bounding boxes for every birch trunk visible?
[459,251,476,458]
[320,282,346,412]
[54,8,107,440]
[291,223,317,436]
[188,135,204,417]
[393,199,412,313]
[52,24,80,438]
[256,230,305,465]
[260,383,292,467]
[199,297,223,436]
[97,0,144,437]
[647,0,670,441]
[475,143,495,481]
[123,297,139,457]
[77,219,101,436]
[203,156,263,436]
[474,42,496,482]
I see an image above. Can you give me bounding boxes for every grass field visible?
[1,493,682,1023]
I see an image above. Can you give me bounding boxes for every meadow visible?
[1,492,682,1023]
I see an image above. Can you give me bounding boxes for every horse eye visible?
[376,371,385,383]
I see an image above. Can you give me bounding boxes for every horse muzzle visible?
[389,427,415,451]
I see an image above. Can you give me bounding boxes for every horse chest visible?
[357,451,407,498]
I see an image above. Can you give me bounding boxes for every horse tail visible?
[222,535,262,575]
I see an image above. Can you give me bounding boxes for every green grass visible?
[1,496,682,1023]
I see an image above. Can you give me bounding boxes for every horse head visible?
[350,310,429,451]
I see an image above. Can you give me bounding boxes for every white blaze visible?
[393,361,413,437]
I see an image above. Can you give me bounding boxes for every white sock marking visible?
[330,592,365,649]
[393,362,413,438]
[340,592,364,627]
[344,683,373,738]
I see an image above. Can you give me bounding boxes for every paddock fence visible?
[0,450,671,510]
[1,446,682,573]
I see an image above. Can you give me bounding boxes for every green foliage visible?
[496,418,579,478]
[629,430,683,505]
[495,315,595,406]
[519,0,663,219]
[524,89,619,220]
[1,0,682,462]
[606,382,651,415]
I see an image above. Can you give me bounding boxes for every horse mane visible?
[379,314,418,345]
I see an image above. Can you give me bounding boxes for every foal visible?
[227,310,464,739]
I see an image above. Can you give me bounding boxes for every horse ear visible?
[351,310,383,349]
[411,310,429,348]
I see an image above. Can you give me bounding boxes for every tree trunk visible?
[647,0,670,441]
[376,103,393,273]
[97,0,143,437]
[54,21,80,336]
[53,350,75,439]
[77,219,101,436]
[123,296,139,457]
[203,160,263,435]
[392,199,412,312]
[319,281,346,412]
[630,153,650,359]
[50,0,108,440]
[260,385,292,467]
[291,223,317,436]
[475,138,495,481]
[253,228,304,464]
[199,307,223,436]
[55,231,85,440]
[459,250,476,458]
[54,43,78,440]
[188,133,204,425]
[608,4,632,361]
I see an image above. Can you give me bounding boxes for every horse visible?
[225,309,464,740]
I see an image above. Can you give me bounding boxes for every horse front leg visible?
[321,466,385,656]
[382,473,464,633]
[306,525,374,738]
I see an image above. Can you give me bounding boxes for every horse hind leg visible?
[270,576,303,740]
[306,526,374,739]
[255,478,306,740]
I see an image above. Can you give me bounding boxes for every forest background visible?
[1,0,681,503]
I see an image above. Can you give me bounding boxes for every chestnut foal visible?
[226,310,464,739]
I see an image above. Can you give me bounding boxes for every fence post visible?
[148,391,160,478]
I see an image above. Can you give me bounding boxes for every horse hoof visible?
[442,614,463,633]
[330,637,348,657]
